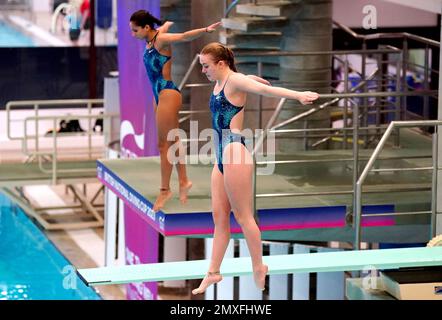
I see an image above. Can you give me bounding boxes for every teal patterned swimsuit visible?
[143,32,180,105]
[210,75,245,174]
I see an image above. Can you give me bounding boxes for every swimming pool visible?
[0,192,100,300]
[0,20,35,47]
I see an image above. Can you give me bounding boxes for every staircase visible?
[220,1,299,78]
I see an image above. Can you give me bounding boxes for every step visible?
[219,31,282,49]
[236,1,294,17]
[222,17,288,32]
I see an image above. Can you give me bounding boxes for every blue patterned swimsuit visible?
[143,32,180,105]
[210,75,245,174]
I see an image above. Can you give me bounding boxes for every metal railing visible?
[180,47,404,122]
[175,45,438,224]
[333,21,440,48]
[25,113,118,184]
[174,19,440,244]
[354,120,441,250]
[234,47,403,133]
[6,98,104,142]
[5,99,119,184]
[333,20,439,124]
[251,90,437,217]
[224,0,242,18]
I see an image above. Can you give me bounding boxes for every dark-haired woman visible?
[192,42,319,295]
[130,10,221,211]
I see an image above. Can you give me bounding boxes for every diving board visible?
[77,246,442,286]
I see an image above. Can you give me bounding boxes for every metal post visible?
[376,51,382,139]
[52,118,57,185]
[343,59,349,149]
[178,54,199,91]
[88,102,92,159]
[423,45,430,121]
[361,41,368,147]
[395,59,401,146]
[35,104,39,156]
[352,88,360,238]
[431,128,438,239]
[354,122,396,250]
[402,38,408,120]
[354,182,362,250]
[89,0,97,99]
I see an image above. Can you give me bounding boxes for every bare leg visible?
[174,138,192,204]
[223,142,268,290]
[192,165,230,295]
[154,90,191,211]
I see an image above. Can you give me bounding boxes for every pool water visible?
[0,193,100,300]
[0,20,35,47]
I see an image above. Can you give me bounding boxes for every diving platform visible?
[97,145,432,243]
[77,246,442,286]
[0,159,103,230]
[0,160,98,187]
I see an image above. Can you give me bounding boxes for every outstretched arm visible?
[157,21,221,45]
[231,73,319,105]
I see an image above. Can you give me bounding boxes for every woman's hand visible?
[206,21,222,33]
[298,91,319,105]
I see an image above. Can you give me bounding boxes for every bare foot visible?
[253,264,268,291]
[191,271,223,295]
[179,180,192,204]
[153,188,172,211]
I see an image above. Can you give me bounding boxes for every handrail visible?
[50,2,72,34]
[251,68,381,220]
[354,120,441,250]
[233,48,401,57]
[23,113,119,185]
[319,90,437,99]
[173,25,439,229]
[224,0,242,18]
[6,99,104,141]
[178,54,200,91]
[252,90,438,220]
[252,68,379,155]
[5,98,121,185]
[333,21,440,48]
